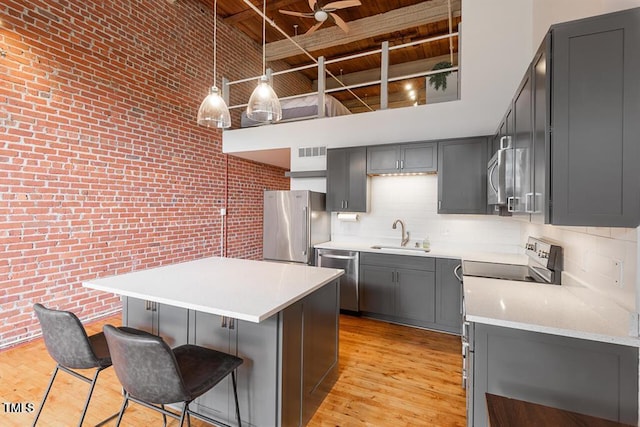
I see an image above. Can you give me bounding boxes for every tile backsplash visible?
[330,174,638,311]
[521,222,638,311]
[331,175,522,253]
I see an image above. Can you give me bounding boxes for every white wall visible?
[532,0,640,48]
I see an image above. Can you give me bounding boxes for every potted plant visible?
[428,61,453,91]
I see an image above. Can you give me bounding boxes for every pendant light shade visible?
[197,0,231,129]
[247,75,282,122]
[246,0,281,123]
[198,86,231,128]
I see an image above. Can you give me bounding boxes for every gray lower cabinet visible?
[326,147,368,212]
[122,297,189,347]
[190,312,279,427]
[359,253,461,333]
[366,142,437,175]
[435,258,462,334]
[122,280,340,427]
[438,137,489,214]
[469,323,638,427]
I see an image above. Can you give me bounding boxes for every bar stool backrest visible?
[34,303,100,370]
[103,325,189,404]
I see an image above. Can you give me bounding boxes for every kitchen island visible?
[83,256,344,427]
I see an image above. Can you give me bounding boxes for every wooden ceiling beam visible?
[223,0,300,25]
[265,0,461,61]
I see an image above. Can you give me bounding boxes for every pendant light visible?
[197,0,231,129]
[246,0,282,123]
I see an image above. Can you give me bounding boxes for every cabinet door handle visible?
[221,316,228,328]
[396,160,400,170]
[344,200,348,209]
[229,318,235,330]
[302,207,308,256]
[500,135,511,149]
[453,264,463,283]
[507,196,516,212]
[525,192,534,213]
[400,159,404,170]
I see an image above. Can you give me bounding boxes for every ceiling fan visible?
[279,0,362,35]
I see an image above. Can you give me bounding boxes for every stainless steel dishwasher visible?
[315,249,359,313]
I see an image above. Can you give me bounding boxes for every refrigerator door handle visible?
[302,206,308,256]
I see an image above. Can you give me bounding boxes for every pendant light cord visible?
[262,0,266,75]
[213,0,218,85]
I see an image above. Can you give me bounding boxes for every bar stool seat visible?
[103,324,243,427]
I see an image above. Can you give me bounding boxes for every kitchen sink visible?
[370,245,431,253]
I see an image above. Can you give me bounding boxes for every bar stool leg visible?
[77,368,101,427]
[232,371,242,427]
[32,365,60,426]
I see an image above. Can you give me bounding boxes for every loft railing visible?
[222,31,460,125]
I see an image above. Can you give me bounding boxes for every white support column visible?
[317,56,326,118]
[222,77,229,106]
[380,41,389,110]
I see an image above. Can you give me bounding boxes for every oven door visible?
[487,148,507,205]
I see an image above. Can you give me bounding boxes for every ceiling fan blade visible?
[323,0,361,10]
[308,0,317,11]
[305,21,324,35]
[330,13,350,33]
[279,9,315,18]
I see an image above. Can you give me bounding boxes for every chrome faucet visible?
[392,219,410,247]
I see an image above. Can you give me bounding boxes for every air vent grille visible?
[298,146,326,158]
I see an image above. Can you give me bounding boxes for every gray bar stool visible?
[32,303,137,427]
[103,324,243,427]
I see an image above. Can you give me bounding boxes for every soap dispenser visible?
[422,235,430,251]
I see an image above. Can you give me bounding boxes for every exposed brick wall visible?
[0,0,303,349]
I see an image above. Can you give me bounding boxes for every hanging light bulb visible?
[198,86,231,128]
[246,0,281,123]
[247,75,282,122]
[197,0,231,129]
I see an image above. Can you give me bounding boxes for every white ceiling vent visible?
[298,146,327,158]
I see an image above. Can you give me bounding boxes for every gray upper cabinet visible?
[438,137,488,214]
[367,142,437,175]
[326,147,368,212]
[549,9,640,227]
[498,8,640,226]
[511,70,533,214]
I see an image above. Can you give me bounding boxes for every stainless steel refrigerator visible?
[263,190,330,265]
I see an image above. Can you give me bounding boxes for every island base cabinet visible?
[190,312,279,427]
[122,280,340,427]
[122,297,189,347]
[470,323,638,427]
[281,279,340,426]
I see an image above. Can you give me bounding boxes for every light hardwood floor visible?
[0,313,466,426]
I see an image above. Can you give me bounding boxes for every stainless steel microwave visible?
[487,137,511,206]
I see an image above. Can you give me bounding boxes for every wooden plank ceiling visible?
[214,0,461,111]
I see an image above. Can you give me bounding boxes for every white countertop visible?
[315,240,640,347]
[464,275,640,347]
[315,240,529,264]
[83,257,344,323]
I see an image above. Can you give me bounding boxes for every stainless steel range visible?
[462,237,563,285]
